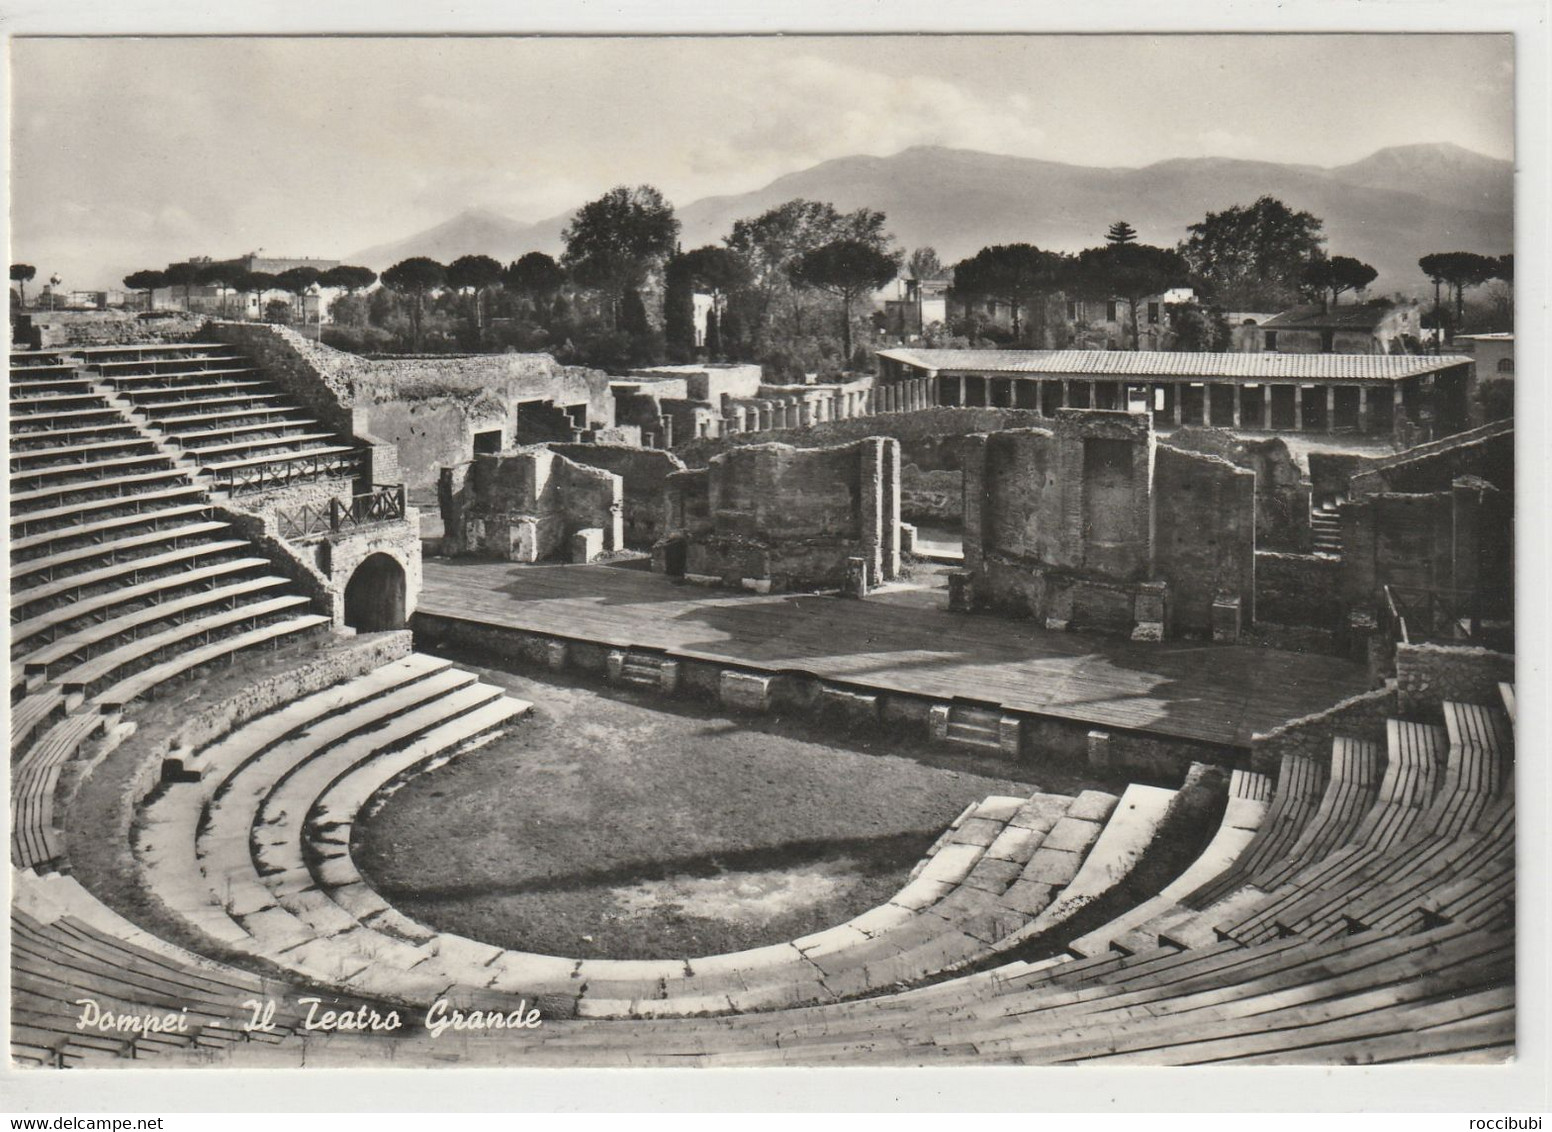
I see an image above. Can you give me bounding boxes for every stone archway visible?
[344,552,408,631]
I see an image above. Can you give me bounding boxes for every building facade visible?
[874,347,1477,441]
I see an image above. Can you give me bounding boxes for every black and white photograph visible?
[2,12,1544,1113]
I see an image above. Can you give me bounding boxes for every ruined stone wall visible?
[675,408,1050,526]
[1350,420,1513,497]
[631,364,764,402]
[1164,426,1311,552]
[1248,685,1394,776]
[439,448,622,562]
[1394,643,1514,716]
[1153,446,1256,636]
[21,311,207,348]
[1256,550,1345,631]
[1308,450,1381,502]
[1341,492,1455,604]
[209,321,615,488]
[361,397,510,490]
[549,443,686,549]
[660,439,899,591]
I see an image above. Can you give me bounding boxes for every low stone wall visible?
[126,632,412,802]
[675,406,1045,470]
[411,613,1246,778]
[1394,643,1514,716]
[1248,684,1393,776]
[1255,550,1345,631]
[19,310,206,348]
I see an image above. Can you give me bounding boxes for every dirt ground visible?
[354,652,1084,961]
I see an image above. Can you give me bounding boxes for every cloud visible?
[684,54,1049,183]
[1196,128,1257,155]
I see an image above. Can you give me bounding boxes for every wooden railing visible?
[1382,584,1482,645]
[276,483,406,542]
[216,449,361,494]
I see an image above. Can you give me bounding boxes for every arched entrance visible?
[344,552,407,631]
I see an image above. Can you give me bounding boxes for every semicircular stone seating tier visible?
[64,647,1517,1064]
[135,650,1236,1017]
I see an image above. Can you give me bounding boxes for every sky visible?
[8,34,1516,290]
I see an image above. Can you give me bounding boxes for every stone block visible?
[843,556,869,598]
[927,702,952,742]
[658,660,681,694]
[819,685,879,726]
[545,640,569,671]
[606,649,627,682]
[947,570,974,612]
[684,572,721,587]
[1131,581,1168,642]
[720,670,776,713]
[739,577,772,594]
[997,715,1022,757]
[898,522,918,555]
[1087,729,1113,773]
[1212,595,1243,643]
[571,526,604,563]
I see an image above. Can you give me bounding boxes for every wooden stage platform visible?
[416,560,1372,752]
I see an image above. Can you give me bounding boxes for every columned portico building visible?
[874,349,1477,441]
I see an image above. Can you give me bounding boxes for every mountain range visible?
[349,143,1513,295]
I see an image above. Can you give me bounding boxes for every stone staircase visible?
[930,702,1020,755]
[1311,499,1343,557]
[606,648,680,692]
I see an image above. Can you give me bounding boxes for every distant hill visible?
[350,143,1513,295]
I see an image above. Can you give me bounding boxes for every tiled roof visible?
[877,348,1470,382]
[1260,304,1403,330]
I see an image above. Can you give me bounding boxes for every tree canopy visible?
[950,244,1065,341]
[1105,220,1138,245]
[906,247,945,281]
[1419,251,1499,327]
[1181,196,1326,310]
[1072,242,1188,350]
[381,257,448,351]
[790,237,901,363]
[1302,254,1378,308]
[320,265,378,292]
[123,269,166,309]
[503,252,565,297]
[446,254,503,292]
[725,198,894,354]
[561,185,680,318]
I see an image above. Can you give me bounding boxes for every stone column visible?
[1060,379,1070,408]
[1231,384,1242,428]
[1358,386,1370,433]
[1325,385,1336,433]
[1171,383,1182,425]
[1203,382,1214,426]
[1262,387,1273,430]
[1293,385,1304,431]
[1393,384,1405,437]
